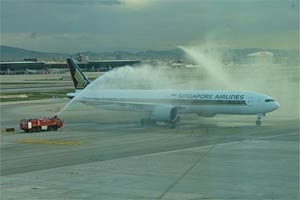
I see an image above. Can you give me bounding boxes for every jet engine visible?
[151,106,179,122]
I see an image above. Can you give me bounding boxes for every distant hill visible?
[0,46,185,61]
[1,45,298,62]
[0,46,69,61]
[76,49,184,60]
[227,48,299,58]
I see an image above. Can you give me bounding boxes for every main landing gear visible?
[140,118,178,129]
[256,113,265,126]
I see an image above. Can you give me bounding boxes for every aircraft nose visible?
[274,102,280,110]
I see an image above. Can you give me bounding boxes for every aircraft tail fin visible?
[66,58,90,90]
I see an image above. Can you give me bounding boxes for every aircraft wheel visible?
[256,120,262,126]
[169,122,176,129]
[175,116,181,123]
[140,119,145,126]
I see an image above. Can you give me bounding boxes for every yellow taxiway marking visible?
[16,139,81,145]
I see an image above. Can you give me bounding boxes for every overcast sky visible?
[1,0,299,53]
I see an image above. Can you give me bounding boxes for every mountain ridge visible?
[1,45,298,62]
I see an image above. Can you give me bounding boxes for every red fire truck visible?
[20,115,63,132]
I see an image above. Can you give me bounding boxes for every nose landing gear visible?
[256,113,265,126]
[256,119,262,126]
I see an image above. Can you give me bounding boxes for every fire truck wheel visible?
[25,130,29,133]
[36,126,41,132]
[53,126,58,131]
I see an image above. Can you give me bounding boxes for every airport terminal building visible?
[0,59,141,74]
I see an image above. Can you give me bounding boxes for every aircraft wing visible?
[76,97,185,112]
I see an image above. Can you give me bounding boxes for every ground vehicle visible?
[19,115,63,132]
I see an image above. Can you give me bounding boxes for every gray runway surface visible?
[1,99,299,199]
[0,81,72,93]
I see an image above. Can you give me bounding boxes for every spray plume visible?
[179,45,233,89]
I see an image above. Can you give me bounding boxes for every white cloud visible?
[1,0,298,52]
[2,0,122,6]
[119,0,158,9]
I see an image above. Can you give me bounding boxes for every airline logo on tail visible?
[67,58,90,90]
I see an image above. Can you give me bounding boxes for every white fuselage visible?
[75,89,280,116]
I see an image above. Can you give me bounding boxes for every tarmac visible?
[0,99,299,200]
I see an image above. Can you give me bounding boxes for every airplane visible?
[47,68,67,74]
[66,58,280,127]
[25,68,38,74]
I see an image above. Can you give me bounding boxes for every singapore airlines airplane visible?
[66,59,279,127]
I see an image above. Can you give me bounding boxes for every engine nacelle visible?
[151,106,178,122]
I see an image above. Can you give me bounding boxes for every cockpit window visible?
[265,99,274,102]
